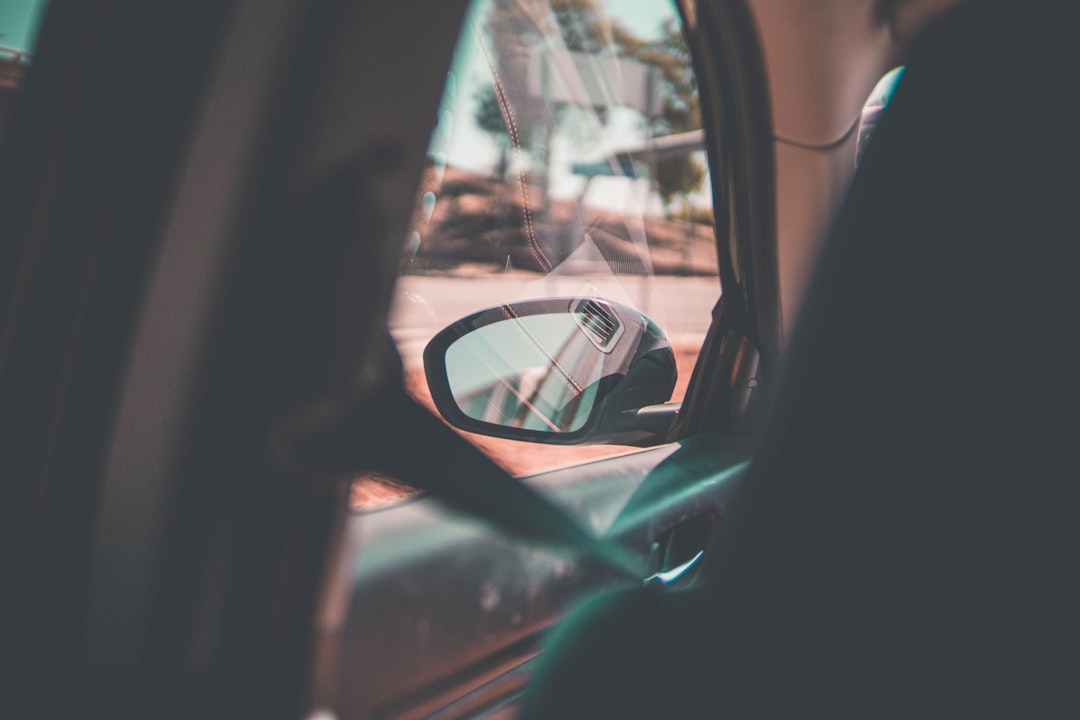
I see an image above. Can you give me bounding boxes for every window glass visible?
[358,0,719,506]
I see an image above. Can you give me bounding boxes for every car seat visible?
[522,0,1077,716]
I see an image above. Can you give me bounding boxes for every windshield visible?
[389,0,718,463]
[358,0,721,508]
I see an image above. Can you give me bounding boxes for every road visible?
[389,272,720,368]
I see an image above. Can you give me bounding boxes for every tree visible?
[474,83,510,179]
[551,0,611,53]
[477,0,707,272]
[635,20,705,209]
[551,4,706,209]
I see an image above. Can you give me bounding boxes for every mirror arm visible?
[631,402,680,442]
[594,402,680,447]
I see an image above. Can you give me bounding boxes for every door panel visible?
[336,436,749,718]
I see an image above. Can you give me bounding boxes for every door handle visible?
[643,550,703,586]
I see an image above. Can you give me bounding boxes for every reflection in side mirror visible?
[423,298,678,446]
[446,309,602,434]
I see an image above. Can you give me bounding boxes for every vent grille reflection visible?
[572,299,622,351]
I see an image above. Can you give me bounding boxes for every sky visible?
[607,0,678,41]
[0,0,668,56]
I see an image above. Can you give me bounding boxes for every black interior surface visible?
[522,1,1078,716]
[336,436,750,719]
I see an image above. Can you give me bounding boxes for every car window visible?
[356,0,719,507]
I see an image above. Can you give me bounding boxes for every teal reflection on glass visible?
[445,312,604,433]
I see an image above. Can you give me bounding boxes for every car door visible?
[0,0,776,718]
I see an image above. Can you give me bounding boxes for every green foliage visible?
[482,0,706,208]
[637,21,703,207]
[551,0,608,52]
[655,154,705,208]
[474,84,508,141]
[473,84,511,178]
[640,20,701,134]
[549,4,704,206]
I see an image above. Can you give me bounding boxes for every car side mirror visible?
[423,297,678,446]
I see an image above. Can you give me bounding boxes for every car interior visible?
[522,0,1076,715]
[1,0,1074,718]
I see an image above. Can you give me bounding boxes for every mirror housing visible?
[423,298,678,446]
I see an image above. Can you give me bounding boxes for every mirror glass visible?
[445,310,615,433]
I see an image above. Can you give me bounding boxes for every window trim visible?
[671,0,780,438]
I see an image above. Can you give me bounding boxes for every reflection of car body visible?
[4,1,1074,718]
